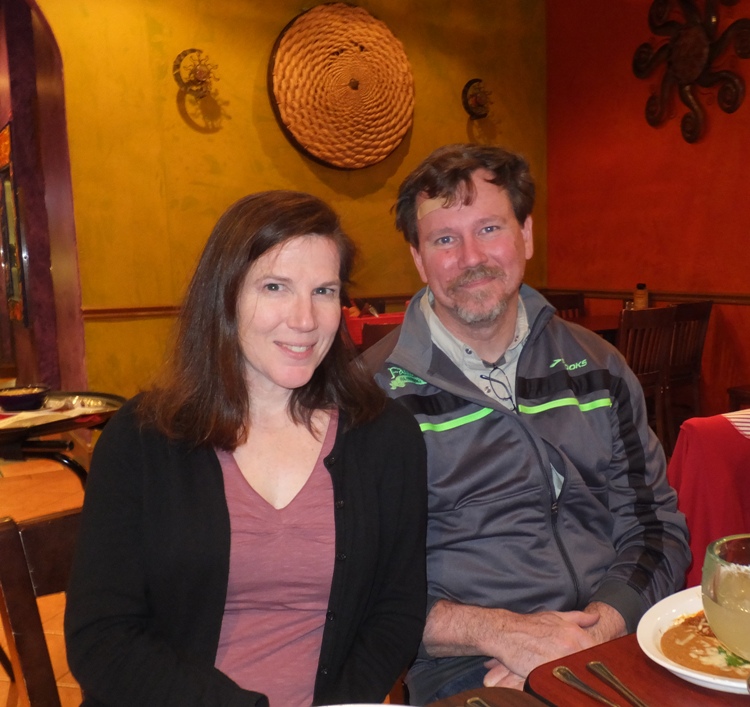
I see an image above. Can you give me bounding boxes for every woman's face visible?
[236,235,342,400]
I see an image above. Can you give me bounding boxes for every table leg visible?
[0,645,14,679]
[21,450,87,488]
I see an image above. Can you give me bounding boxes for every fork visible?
[587,661,650,707]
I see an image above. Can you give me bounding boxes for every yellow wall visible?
[37,0,546,397]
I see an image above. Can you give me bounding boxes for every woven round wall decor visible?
[268,3,414,170]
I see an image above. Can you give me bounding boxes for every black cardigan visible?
[64,398,427,706]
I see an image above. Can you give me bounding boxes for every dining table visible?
[524,632,746,706]
[426,686,546,706]
[0,391,124,487]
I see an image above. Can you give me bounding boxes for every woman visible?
[64,191,428,707]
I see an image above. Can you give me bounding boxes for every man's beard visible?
[446,265,509,325]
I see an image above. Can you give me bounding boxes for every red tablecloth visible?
[667,412,750,587]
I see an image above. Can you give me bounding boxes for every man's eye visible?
[314,287,338,296]
[436,236,454,245]
[480,225,499,235]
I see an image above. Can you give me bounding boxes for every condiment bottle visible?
[633,283,649,310]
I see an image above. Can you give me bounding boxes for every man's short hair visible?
[394,143,536,249]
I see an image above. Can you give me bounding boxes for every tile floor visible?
[0,457,84,706]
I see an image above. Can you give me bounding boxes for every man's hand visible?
[424,601,599,679]
[424,600,627,690]
[583,601,627,644]
[480,608,600,679]
[482,659,525,689]
[482,603,627,689]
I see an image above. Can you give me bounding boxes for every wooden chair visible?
[728,383,750,411]
[540,291,585,320]
[0,508,81,706]
[665,300,713,451]
[360,321,401,351]
[616,306,676,448]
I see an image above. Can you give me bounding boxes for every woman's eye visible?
[263,283,281,292]
[314,287,338,296]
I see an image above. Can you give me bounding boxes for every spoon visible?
[552,666,622,706]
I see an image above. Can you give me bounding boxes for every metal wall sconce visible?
[633,0,750,143]
[172,49,219,100]
[462,78,492,120]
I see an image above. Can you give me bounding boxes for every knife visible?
[552,666,622,706]
[587,661,650,707]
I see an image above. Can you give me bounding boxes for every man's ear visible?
[410,245,428,284]
[522,216,534,260]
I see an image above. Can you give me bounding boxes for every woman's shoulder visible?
[338,398,423,451]
[92,393,216,475]
[97,394,142,436]
[382,397,421,426]
[96,393,176,452]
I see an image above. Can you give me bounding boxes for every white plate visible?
[636,585,749,694]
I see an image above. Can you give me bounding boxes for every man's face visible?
[411,169,534,332]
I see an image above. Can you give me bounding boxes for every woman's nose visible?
[287,295,316,331]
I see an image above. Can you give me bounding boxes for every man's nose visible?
[457,235,487,268]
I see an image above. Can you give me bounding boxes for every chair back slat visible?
[616,306,676,446]
[669,300,713,378]
[663,300,713,454]
[618,308,675,377]
[19,512,80,596]
[541,291,585,321]
[0,509,81,707]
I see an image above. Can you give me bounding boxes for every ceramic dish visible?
[0,385,49,412]
[636,585,748,694]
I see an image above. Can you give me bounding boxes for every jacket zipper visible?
[516,311,582,608]
[519,421,581,607]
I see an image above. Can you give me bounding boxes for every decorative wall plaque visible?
[268,3,414,169]
[633,0,750,143]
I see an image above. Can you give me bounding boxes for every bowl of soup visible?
[0,385,50,412]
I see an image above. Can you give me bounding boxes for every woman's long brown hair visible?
[138,190,385,449]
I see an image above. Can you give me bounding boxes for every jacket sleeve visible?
[314,401,428,704]
[64,402,268,707]
[589,361,691,631]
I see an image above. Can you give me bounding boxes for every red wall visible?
[547,0,750,415]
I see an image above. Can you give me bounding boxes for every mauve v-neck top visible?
[214,412,337,706]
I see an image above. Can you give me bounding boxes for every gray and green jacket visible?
[363,284,690,701]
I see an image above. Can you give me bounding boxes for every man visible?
[363,144,690,704]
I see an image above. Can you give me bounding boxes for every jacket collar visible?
[390,284,554,377]
[383,285,553,411]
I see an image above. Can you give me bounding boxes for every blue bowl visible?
[0,385,50,412]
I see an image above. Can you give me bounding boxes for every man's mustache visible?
[447,265,505,294]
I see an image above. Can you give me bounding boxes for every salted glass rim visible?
[706,533,750,567]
